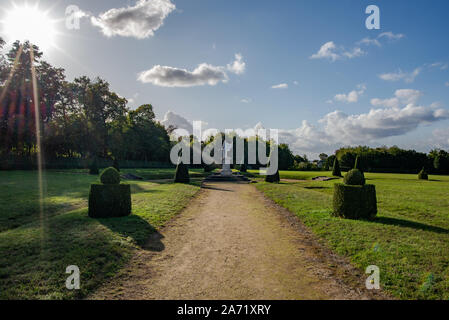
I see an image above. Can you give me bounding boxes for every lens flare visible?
[1,4,57,50]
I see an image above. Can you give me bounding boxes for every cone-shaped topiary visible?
[174,160,190,183]
[418,167,428,180]
[343,169,366,185]
[89,157,99,175]
[265,169,280,183]
[100,167,120,185]
[332,158,342,177]
[354,155,362,171]
[113,158,120,172]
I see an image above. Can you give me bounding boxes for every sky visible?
[1,0,449,158]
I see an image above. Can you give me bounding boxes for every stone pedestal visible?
[221,163,232,176]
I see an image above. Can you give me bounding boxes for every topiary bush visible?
[418,167,428,180]
[343,169,366,185]
[113,158,120,172]
[204,164,216,173]
[100,167,120,185]
[88,167,131,218]
[88,184,131,218]
[89,157,99,175]
[332,158,342,177]
[354,155,362,171]
[333,184,377,220]
[239,163,247,173]
[174,161,190,183]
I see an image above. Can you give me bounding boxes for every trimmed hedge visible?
[265,170,280,183]
[343,169,366,185]
[418,167,428,180]
[332,158,342,177]
[100,167,120,185]
[88,184,131,218]
[333,183,377,220]
[174,161,190,183]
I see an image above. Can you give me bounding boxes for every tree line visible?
[0,40,172,169]
[1,39,448,174]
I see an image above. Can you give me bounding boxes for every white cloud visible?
[313,32,403,62]
[445,82,449,87]
[271,83,288,89]
[432,127,449,149]
[334,84,366,103]
[378,31,405,41]
[371,89,423,108]
[430,62,448,70]
[379,68,421,83]
[358,37,381,47]
[91,0,175,39]
[138,63,228,87]
[227,53,246,75]
[310,41,364,62]
[240,98,252,103]
[138,54,245,87]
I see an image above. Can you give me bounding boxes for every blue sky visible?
[1,0,449,158]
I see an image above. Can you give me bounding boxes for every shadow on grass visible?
[98,215,165,250]
[201,185,234,192]
[130,184,163,195]
[374,216,449,235]
[304,186,328,190]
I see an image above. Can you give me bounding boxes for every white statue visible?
[221,140,233,176]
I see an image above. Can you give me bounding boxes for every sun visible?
[1,3,57,50]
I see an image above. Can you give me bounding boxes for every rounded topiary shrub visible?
[343,169,366,186]
[204,164,215,173]
[88,184,131,218]
[175,161,190,183]
[418,168,428,180]
[100,167,120,185]
[265,169,280,183]
[333,184,377,220]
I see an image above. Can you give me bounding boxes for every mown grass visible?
[256,172,449,299]
[0,170,200,299]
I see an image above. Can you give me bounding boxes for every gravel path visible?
[90,181,383,300]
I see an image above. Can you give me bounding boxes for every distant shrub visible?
[332,158,342,177]
[89,158,99,175]
[344,169,366,186]
[239,163,247,173]
[204,164,217,173]
[175,161,190,183]
[100,167,120,185]
[418,167,428,180]
[333,184,377,220]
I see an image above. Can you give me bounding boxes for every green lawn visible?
[256,171,449,299]
[0,170,200,299]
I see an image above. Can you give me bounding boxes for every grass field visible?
[0,169,201,299]
[255,171,449,299]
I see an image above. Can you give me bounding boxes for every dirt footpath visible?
[90,181,384,300]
